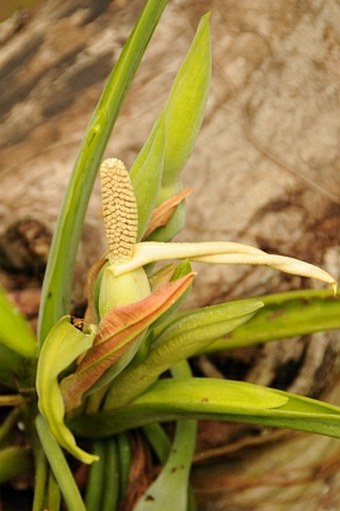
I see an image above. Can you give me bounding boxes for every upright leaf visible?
[159,12,211,201]
[142,13,211,242]
[130,117,165,241]
[38,0,169,343]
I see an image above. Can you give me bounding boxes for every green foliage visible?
[37,0,168,343]
[0,285,37,358]
[0,1,339,510]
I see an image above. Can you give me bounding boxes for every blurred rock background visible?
[0,1,339,509]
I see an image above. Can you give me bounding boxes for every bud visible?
[99,265,150,318]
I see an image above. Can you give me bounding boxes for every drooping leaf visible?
[36,316,97,464]
[60,274,195,411]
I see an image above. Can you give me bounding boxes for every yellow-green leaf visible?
[0,285,37,359]
[36,316,97,464]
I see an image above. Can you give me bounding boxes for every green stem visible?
[85,440,106,511]
[142,423,171,464]
[102,438,120,511]
[116,433,131,503]
[32,435,48,511]
[36,414,86,511]
[0,395,26,406]
[0,407,20,445]
[48,470,61,511]
[38,0,168,344]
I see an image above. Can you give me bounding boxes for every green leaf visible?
[36,414,87,511]
[159,12,211,201]
[60,273,195,411]
[116,433,131,505]
[203,289,340,353]
[136,421,195,511]
[145,13,211,242]
[38,0,169,344]
[0,285,37,358]
[70,378,340,440]
[0,344,27,389]
[103,299,263,410]
[0,446,32,483]
[154,298,264,345]
[130,116,165,241]
[36,316,97,463]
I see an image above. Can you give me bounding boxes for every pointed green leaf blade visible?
[38,0,169,343]
[147,13,211,242]
[159,12,211,200]
[130,116,165,241]
[70,379,340,440]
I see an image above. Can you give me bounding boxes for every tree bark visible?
[0,0,340,509]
